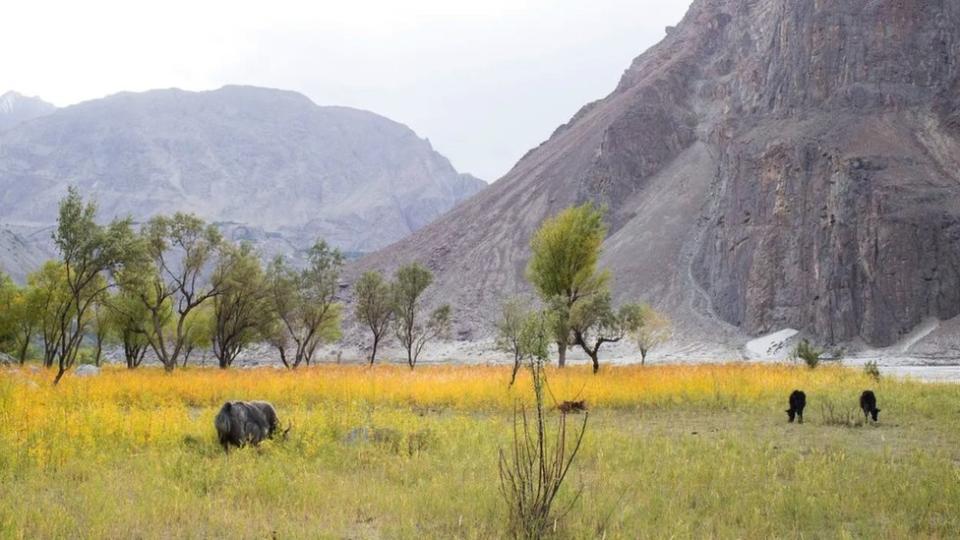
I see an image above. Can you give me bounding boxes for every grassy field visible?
[1,363,959,538]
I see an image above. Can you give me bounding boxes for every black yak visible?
[860,390,880,422]
[214,400,281,451]
[786,390,806,424]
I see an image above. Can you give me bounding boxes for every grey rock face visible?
[74,365,101,377]
[0,352,15,366]
[0,225,55,282]
[0,85,485,269]
[0,91,56,132]
[356,0,960,347]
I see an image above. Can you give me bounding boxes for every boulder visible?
[74,364,101,377]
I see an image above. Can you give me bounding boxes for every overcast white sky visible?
[1,0,692,181]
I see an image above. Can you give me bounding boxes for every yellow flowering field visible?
[1,363,958,538]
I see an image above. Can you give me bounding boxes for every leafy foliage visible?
[0,272,17,354]
[634,305,672,365]
[792,339,822,369]
[863,361,881,382]
[50,187,139,382]
[526,203,621,370]
[569,292,642,373]
[495,297,533,386]
[102,278,160,369]
[139,213,224,371]
[265,241,343,368]
[392,263,449,369]
[354,271,394,365]
[526,203,609,305]
[211,243,271,368]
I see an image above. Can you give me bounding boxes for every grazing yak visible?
[214,400,281,451]
[786,390,806,424]
[860,390,880,422]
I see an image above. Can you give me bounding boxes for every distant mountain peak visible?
[0,91,56,131]
[0,85,486,266]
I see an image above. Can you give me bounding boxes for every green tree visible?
[392,263,450,369]
[7,285,42,364]
[354,270,394,365]
[265,241,343,368]
[495,296,533,386]
[0,272,17,354]
[89,290,110,366]
[179,302,214,367]
[212,243,272,369]
[568,292,642,373]
[139,213,224,371]
[106,265,164,369]
[29,261,72,369]
[526,203,609,367]
[51,187,138,383]
[634,305,672,365]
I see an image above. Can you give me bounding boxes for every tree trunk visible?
[54,365,67,385]
[18,338,30,365]
[182,346,195,368]
[94,338,103,367]
[640,349,647,366]
[509,353,522,387]
[369,335,379,366]
[590,353,600,374]
[557,341,567,368]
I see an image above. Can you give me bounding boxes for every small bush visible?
[820,398,863,428]
[75,348,96,366]
[792,339,822,369]
[499,358,587,539]
[863,361,881,382]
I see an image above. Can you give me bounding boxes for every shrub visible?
[863,361,881,382]
[819,398,863,428]
[499,357,587,538]
[792,339,822,369]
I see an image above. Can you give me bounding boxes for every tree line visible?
[0,191,669,381]
[0,188,450,382]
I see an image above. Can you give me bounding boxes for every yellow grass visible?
[1,363,958,538]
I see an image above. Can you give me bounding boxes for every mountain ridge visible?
[0,85,486,280]
[354,0,960,350]
[0,91,56,131]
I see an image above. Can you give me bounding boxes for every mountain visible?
[0,226,55,282]
[356,0,960,349]
[0,85,485,271]
[0,91,56,131]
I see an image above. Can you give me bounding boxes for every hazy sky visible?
[1,0,692,181]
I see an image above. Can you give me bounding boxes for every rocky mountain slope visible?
[0,86,484,278]
[0,226,54,282]
[0,91,56,132]
[356,0,960,349]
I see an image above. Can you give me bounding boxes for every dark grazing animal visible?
[214,400,280,451]
[786,390,806,424]
[860,390,880,422]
